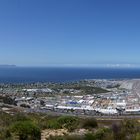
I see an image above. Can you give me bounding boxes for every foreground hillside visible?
[0,111,139,140]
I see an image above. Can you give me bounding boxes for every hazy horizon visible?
[2,63,140,69]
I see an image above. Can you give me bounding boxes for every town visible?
[0,79,140,117]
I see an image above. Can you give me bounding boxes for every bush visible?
[57,116,79,131]
[46,119,62,129]
[84,133,96,140]
[57,116,77,125]
[94,128,110,140]
[46,116,79,131]
[136,133,140,140]
[122,119,138,134]
[82,118,98,129]
[13,113,30,122]
[11,120,41,140]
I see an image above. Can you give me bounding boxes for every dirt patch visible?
[41,129,68,140]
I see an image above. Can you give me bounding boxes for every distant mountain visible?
[0,65,17,68]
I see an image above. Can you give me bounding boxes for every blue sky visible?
[0,0,140,67]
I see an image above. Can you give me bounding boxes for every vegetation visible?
[81,118,98,129]
[11,121,41,140]
[0,111,139,140]
[48,82,109,95]
[46,116,79,131]
[47,119,140,140]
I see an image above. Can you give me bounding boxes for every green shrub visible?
[46,116,79,131]
[13,113,30,122]
[57,116,79,131]
[57,116,77,125]
[84,133,96,140]
[46,119,62,129]
[136,133,140,140]
[122,119,138,134]
[10,120,41,140]
[82,118,98,129]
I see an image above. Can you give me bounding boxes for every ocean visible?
[0,67,140,83]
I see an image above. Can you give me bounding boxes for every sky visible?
[0,0,140,67]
